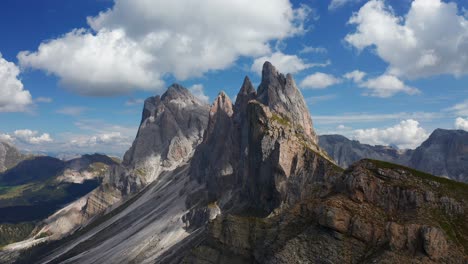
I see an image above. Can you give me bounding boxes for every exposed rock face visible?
[320,129,468,183]
[183,160,467,264]
[409,128,468,183]
[124,84,210,183]
[0,141,26,173]
[257,61,318,144]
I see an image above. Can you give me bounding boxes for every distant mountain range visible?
[1,62,466,263]
[319,128,468,183]
[0,148,117,247]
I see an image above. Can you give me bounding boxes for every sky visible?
[0,0,467,156]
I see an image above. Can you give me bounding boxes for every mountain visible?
[3,62,467,263]
[318,134,411,168]
[319,129,468,183]
[409,129,468,183]
[0,154,117,247]
[0,141,27,173]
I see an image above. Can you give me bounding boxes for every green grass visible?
[271,113,291,127]
[0,183,35,200]
[366,159,468,201]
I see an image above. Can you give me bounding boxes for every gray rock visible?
[409,128,468,182]
[0,141,26,173]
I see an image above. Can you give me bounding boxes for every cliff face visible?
[184,160,467,264]
[7,62,467,264]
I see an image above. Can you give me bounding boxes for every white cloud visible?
[0,53,32,112]
[343,70,366,83]
[359,74,420,98]
[251,52,328,75]
[188,84,209,104]
[56,106,89,116]
[300,45,327,54]
[329,0,362,10]
[125,98,145,106]
[300,72,341,89]
[13,129,53,144]
[0,133,14,143]
[35,97,53,103]
[447,100,468,116]
[345,0,468,79]
[455,117,468,131]
[352,119,429,149]
[314,112,442,124]
[337,124,352,130]
[70,132,129,147]
[18,0,309,96]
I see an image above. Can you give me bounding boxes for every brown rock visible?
[421,226,448,259]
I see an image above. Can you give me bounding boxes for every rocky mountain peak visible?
[234,76,256,120]
[210,91,233,118]
[256,61,318,144]
[123,84,209,177]
[161,83,194,101]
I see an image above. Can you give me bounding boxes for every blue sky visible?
[0,0,467,156]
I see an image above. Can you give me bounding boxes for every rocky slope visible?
[0,141,27,173]
[6,62,467,264]
[319,130,468,183]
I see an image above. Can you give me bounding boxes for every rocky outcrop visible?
[123,84,209,183]
[257,62,318,144]
[183,160,467,264]
[0,141,26,173]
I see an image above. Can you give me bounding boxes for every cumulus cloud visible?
[0,53,33,112]
[251,52,329,75]
[0,133,14,143]
[352,119,429,149]
[188,84,209,104]
[314,112,441,124]
[346,0,468,79]
[343,70,366,83]
[70,132,129,147]
[13,129,53,144]
[300,72,341,89]
[56,106,89,116]
[455,117,468,131]
[359,74,420,97]
[18,0,310,96]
